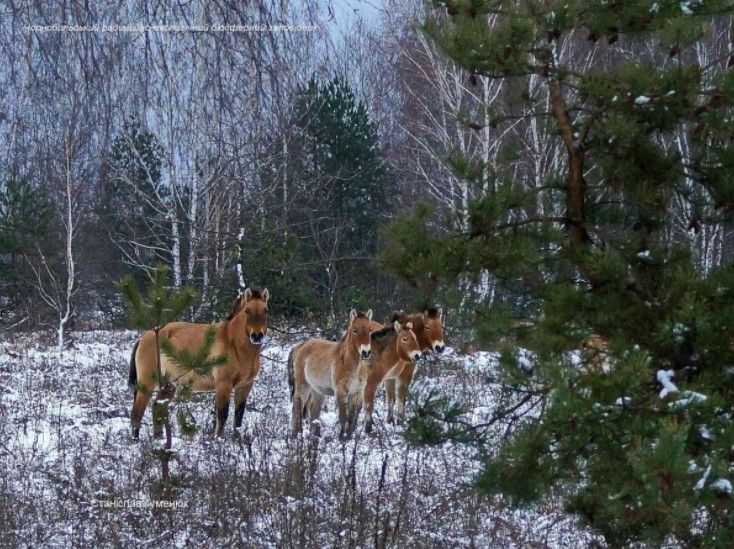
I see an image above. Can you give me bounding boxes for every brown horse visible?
[384,307,445,424]
[288,309,373,438]
[361,320,422,433]
[129,287,269,438]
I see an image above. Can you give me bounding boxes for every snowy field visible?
[0,330,597,547]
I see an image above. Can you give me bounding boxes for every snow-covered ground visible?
[0,330,597,546]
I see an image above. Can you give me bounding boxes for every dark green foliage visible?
[117,265,210,451]
[385,1,734,544]
[175,406,199,436]
[254,75,392,318]
[296,76,388,252]
[380,202,463,302]
[0,172,53,310]
[238,220,314,317]
[116,265,197,330]
[404,387,471,446]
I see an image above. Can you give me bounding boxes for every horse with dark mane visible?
[360,319,422,432]
[383,307,445,424]
[129,287,269,438]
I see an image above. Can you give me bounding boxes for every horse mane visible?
[225,287,266,321]
[226,296,243,321]
[371,325,394,341]
[389,310,405,323]
[370,324,397,353]
[424,306,440,318]
[247,287,265,300]
[391,309,426,328]
[391,307,439,323]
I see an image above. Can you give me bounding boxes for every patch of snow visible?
[0,329,598,545]
[657,369,678,398]
[695,464,711,492]
[710,478,732,496]
[634,96,651,105]
[669,391,707,411]
[516,348,535,374]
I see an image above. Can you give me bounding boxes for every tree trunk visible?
[567,152,588,246]
[549,79,588,246]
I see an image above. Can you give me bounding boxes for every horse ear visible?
[244,288,253,302]
[406,321,413,330]
[366,309,373,321]
[262,288,270,303]
[437,307,443,320]
[393,320,401,332]
[349,309,357,323]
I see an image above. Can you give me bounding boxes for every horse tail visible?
[128,339,140,392]
[287,346,296,400]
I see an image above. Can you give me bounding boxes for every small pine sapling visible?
[160,326,228,435]
[116,266,197,456]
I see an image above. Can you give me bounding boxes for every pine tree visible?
[385,2,734,545]
[291,76,390,315]
[297,76,388,250]
[0,172,53,313]
[101,118,168,274]
[116,266,196,467]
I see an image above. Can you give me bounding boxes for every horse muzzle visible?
[250,332,264,345]
[433,341,445,353]
[360,348,372,359]
[410,351,422,363]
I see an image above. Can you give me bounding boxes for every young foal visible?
[361,320,422,433]
[384,307,445,424]
[129,288,269,438]
[288,309,372,438]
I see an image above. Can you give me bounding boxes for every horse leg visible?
[396,376,411,425]
[306,391,325,438]
[347,391,362,436]
[384,378,396,424]
[214,382,233,436]
[291,390,305,437]
[363,380,378,434]
[131,388,151,440]
[335,387,350,439]
[233,381,254,429]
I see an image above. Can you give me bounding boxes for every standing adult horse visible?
[360,320,422,433]
[129,287,269,438]
[384,307,445,424]
[288,309,373,438]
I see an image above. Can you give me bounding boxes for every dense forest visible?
[1,0,734,545]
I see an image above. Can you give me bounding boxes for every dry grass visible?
[0,330,595,547]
